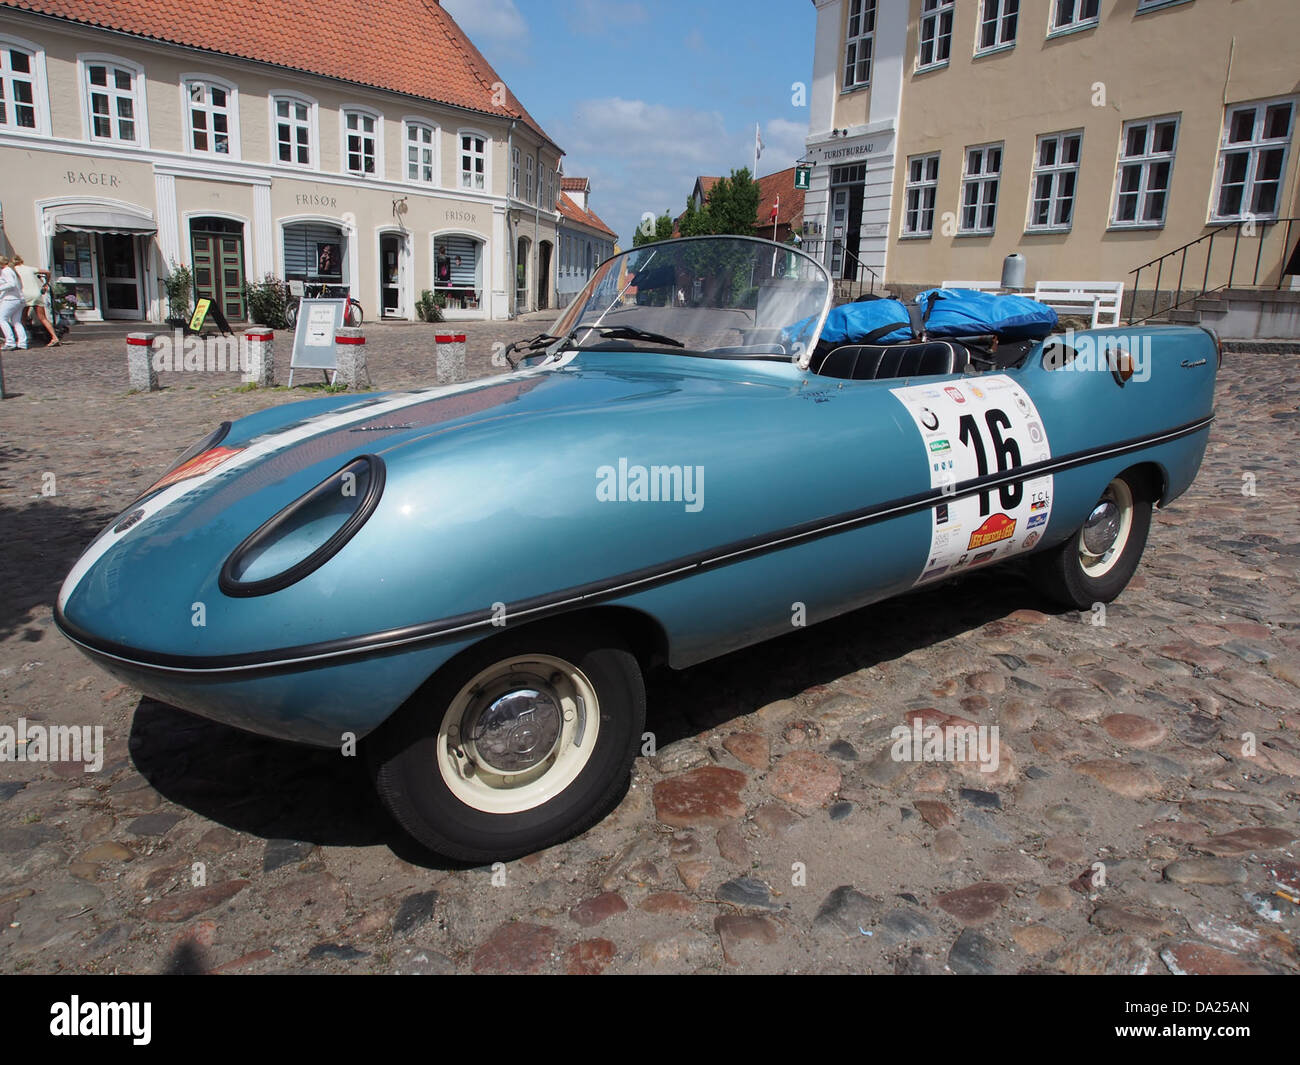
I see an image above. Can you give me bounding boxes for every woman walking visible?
[0,255,27,351]
[12,254,59,346]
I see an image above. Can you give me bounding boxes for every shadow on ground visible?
[127,561,1062,869]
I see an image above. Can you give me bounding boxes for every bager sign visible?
[968,513,1017,550]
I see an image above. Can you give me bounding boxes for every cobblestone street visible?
[1,325,1298,974]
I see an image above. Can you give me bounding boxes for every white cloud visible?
[554,100,812,246]
[442,0,531,62]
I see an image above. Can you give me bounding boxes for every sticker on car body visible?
[891,375,1053,586]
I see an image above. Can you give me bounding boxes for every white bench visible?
[1032,281,1124,328]
[941,280,1003,292]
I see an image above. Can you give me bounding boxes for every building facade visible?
[555,177,617,307]
[0,0,563,324]
[804,0,1300,295]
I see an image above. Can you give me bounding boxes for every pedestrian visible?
[12,254,59,346]
[0,255,27,351]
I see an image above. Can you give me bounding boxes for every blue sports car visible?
[56,236,1219,860]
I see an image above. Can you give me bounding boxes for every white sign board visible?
[290,298,345,380]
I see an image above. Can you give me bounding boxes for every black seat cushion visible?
[815,341,966,380]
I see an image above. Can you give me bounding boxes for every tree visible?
[633,212,675,246]
[704,168,760,238]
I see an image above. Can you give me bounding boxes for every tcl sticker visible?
[892,375,1053,585]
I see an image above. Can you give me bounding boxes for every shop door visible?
[191,223,247,321]
[536,241,552,311]
[97,234,143,319]
[380,233,404,318]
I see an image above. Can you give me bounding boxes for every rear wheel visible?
[369,622,644,861]
[345,300,364,327]
[1031,471,1153,609]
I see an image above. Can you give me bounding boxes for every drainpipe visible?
[534,143,542,312]
[506,119,517,318]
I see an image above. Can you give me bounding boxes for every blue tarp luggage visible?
[816,288,1058,346]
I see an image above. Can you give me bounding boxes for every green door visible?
[190,220,247,321]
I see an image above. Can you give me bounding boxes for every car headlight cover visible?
[219,456,386,597]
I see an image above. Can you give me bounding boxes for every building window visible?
[344,110,378,175]
[511,147,521,198]
[186,79,234,155]
[283,222,347,284]
[0,42,39,131]
[843,0,877,90]
[460,133,486,189]
[1028,131,1081,231]
[85,59,140,144]
[903,153,939,236]
[406,121,436,184]
[1050,0,1100,34]
[525,154,535,204]
[976,0,1018,53]
[1112,116,1178,227]
[960,144,1002,234]
[1213,98,1295,220]
[435,234,483,310]
[273,95,312,166]
[918,0,954,70]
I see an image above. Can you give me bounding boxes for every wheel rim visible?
[436,654,600,814]
[1078,478,1133,579]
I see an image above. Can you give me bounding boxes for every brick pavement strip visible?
[1,331,1299,974]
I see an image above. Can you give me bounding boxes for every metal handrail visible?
[1126,215,1298,325]
[799,237,880,299]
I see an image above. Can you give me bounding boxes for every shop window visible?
[51,231,96,313]
[283,223,347,284]
[434,235,483,310]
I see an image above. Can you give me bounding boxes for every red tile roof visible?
[556,192,616,239]
[678,168,805,233]
[560,177,589,191]
[3,0,559,147]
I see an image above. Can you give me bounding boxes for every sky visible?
[442,0,817,248]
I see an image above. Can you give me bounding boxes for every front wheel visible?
[1031,471,1153,609]
[369,622,645,861]
[345,301,364,327]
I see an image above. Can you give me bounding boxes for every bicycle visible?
[286,281,364,328]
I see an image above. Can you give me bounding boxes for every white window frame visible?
[902,152,940,237]
[1027,130,1082,232]
[975,0,1019,55]
[459,129,489,190]
[1136,0,1188,12]
[77,53,148,147]
[1211,96,1296,222]
[181,74,239,159]
[340,106,382,177]
[917,0,954,71]
[0,34,50,136]
[511,146,520,199]
[1111,115,1179,229]
[270,92,316,169]
[525,154,535,204]
[403,118,438,186]
[959,142,1002,235]
[843,0,877,90]
[1049,0,1100,36]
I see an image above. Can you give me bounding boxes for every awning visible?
[53,208,156,236]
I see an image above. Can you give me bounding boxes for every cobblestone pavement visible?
[1,325,1298,974]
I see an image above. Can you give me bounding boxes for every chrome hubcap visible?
[1082,501,1121,556]
[468,687,562,773]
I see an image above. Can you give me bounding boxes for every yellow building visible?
[0,0,563,323]
[805,0,1300,320]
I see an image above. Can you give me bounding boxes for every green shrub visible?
[245,275,293,328]
[163,260,193,320]
[416,289,445,323]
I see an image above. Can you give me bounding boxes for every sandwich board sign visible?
[289,298,345,386]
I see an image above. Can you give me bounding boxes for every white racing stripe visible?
[57,356,574,610]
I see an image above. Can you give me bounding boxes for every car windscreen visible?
[550,236,832,361]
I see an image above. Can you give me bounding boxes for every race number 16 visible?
[958,408,1023,515]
